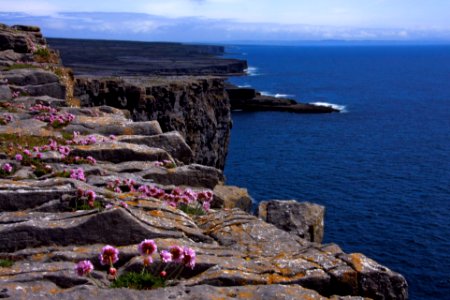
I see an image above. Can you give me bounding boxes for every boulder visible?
[212,184,253,212]
[258,200,325,243]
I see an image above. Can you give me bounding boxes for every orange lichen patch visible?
[31,285,43,293]
[237,291,254,299]
[349,253,365,272]
[125,200,140,207]
[49,288,63,295]
[118,193,136,200]
[148,210,164,217]
[73,246,90,253]
[341,269,358,287]
[12,211,29,217]
[267,272,305,284]
[31,253,48,262]
[122,127,135,135]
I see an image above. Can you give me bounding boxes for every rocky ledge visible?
[0,24,407,299]
[227,86,339,113]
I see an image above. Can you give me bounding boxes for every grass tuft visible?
[111,271,166,290]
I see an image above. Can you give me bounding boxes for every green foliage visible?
[60,131,74,141]
[5,64,38,71]
[178,203,206,216]
[73,200,102,211]
[0,259,14,268]
[34,48,51,60]
[111,271,166,290]
[0,134,66,154]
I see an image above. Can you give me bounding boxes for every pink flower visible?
[138,239,157,256]
[2,163,13,173]
[36,152,42,159]
[169,246,184,263]
[154,161,164,167]
[160,250,172,263]
[119,201,128,208]
[143,256,153,266]
[23,149,31,156]
[108,267,117,277]
[74,260,94,276]
[114,187,122,193]
[109,135,116,140]
[15,154,23,161]
[99,245,119,266]
[85,190,96,201]
[86,156,97,165]
[70,168,86,181]
[182,247,196,269]
[202,201,210,211]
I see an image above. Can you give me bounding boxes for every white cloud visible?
[0,0,60,16]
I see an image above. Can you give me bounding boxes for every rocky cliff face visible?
[74,76,231,170]
[0,24,408,300]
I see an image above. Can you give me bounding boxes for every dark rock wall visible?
[74,76,231,170]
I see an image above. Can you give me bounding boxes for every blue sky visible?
[1,0,450,42]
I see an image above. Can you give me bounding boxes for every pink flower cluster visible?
[74,260,94,277]
[77,188,97,208]
[70,168,86,181]
[1,163,13,174]
[30,104,58,114]
[153,160,176,168]
[70,132,116,146]
[107,178,137,193]
[11,91,20,99]
[139,186,213,212]
[107,178,214,213]
[140,240,196,271]
[0,102,25,111]
[75,242,196,281]
[39,112,75,128]
[0,114,13,125]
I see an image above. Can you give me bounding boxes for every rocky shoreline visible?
[0,24,407,299]
[226,86,339,113]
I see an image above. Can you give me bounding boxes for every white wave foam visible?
[275,93,294,98]
[244,66,260,76]
[260,92,294,98]
[310,102,347,113]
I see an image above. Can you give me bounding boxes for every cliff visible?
[48,38,248,76]
[74,76,231,170]
[0,24,408,300]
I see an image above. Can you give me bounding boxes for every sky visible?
[1,0,450,42]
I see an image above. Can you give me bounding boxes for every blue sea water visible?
[223,45,450,299]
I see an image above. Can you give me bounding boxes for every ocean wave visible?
[244,67,260,76]
[260,91,294,98]
[310,102,347,112]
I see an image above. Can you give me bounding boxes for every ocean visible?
[223,45,450,299]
